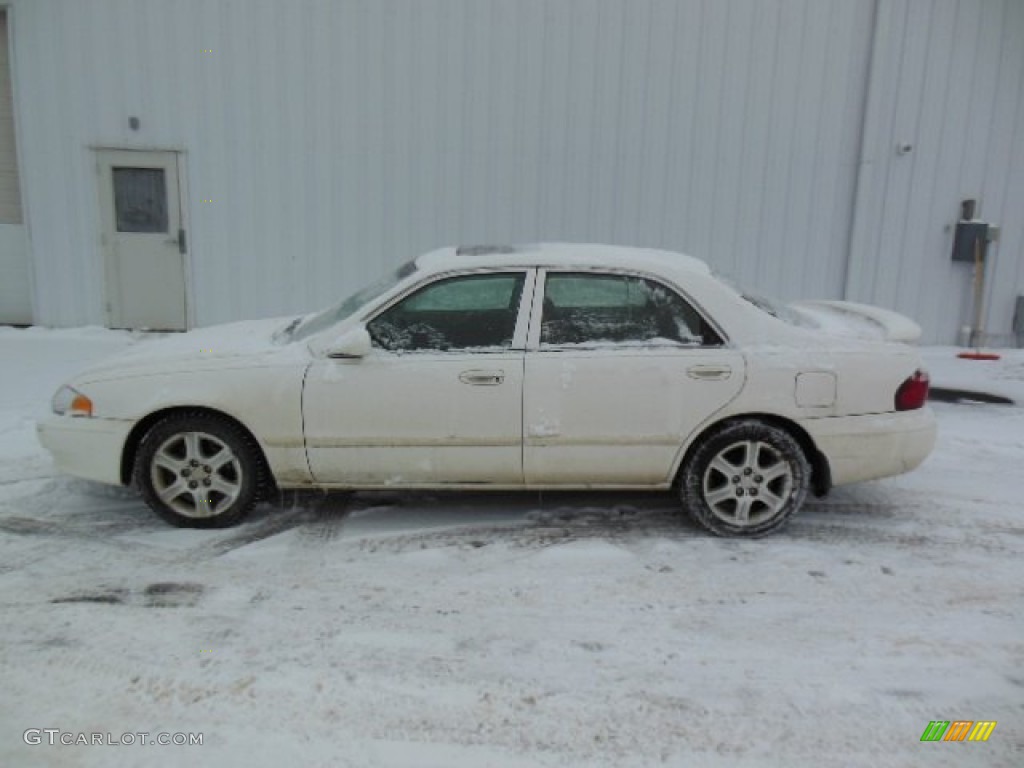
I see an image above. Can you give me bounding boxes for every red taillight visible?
[895,369,930,411]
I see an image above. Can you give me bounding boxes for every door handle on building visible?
[165,229,186,254]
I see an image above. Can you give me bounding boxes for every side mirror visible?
[326,326,372,359]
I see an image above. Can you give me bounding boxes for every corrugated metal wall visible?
[0,11,21,223]
[6,0,872,329]
[6,0,1023,343]
[848,0,1024,346]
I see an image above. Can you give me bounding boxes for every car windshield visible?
[714,273,817,329]
[286,259,418,342]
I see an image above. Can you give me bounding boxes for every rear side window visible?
[540,273,721,347]
[368,272,525,352]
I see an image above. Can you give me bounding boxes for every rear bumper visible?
[36,415,134,486]
[803,407,937,487]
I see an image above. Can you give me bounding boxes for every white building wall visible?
[0,222,30,323]
[5,0,1021,343]
[847,0,1024,346]
[6,0,872,330]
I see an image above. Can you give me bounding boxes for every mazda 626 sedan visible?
[38,243,936,537]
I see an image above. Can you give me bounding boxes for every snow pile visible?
[922,346,1024,403]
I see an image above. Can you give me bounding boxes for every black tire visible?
[133,412,266,528]
[680,419,810,537]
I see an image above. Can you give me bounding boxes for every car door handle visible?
[687,365,732,380]
[459,370,505,386]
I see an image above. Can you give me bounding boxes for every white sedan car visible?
[38,244,936,537]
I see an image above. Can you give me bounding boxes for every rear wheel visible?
[134,413,266,528]
[681,420,810,537]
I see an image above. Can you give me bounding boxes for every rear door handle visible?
[687,365,731,381]
[459,370,505,386]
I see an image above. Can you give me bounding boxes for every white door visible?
[303,270,534,486]
[97,149,186,330]
[524,271,744,486]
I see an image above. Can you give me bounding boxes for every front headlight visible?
[51,386,94,417]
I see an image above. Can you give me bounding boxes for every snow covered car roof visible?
[416,243,712,276]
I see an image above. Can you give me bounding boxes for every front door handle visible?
[687,365,732,381]
[459,370,505,386]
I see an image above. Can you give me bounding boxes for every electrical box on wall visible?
[952,220,989,263]
[952,198,992,263]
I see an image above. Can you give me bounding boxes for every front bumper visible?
[36,415,134,486]
[803,407,937,487]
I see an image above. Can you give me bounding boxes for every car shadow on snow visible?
[1,479,968,555]
[273,484,1003,554]
[245,487,930,551]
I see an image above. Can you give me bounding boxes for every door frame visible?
[92,145,193,330]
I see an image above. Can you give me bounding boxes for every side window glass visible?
[540,273,721,347]
[367,273,525,352]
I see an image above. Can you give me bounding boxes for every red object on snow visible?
[957,351,1001,360]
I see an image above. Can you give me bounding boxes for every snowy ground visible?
[1,326,1022,768]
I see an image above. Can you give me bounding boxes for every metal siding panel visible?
[0,222,31,322]
[816,0,866,298]
[754,0,809,296]
[462,0,496,242]
[485,0,524,242]
[331,0,362,300]
[304,0,331,309]
[846,0,909,305]
[785,0,835,300]
[219,0,257,324]
[983,0,1024,345]
[656,0,692,248]
[635,0,678,250]
[587,0,627,245]
[0,12,23,224]
[689,0,728,263]
[848,0,1024,343]
[22,0,995,336]
[895,0,960,329]
[9,0,868,327]
[707,0,754,279]
[192,0,231,324]
[40,1,96,326]
[560,0,601,241]
[732,0,781,291]
[873,0,934,311]
[535,0,572,239]
[612,0,653,246]
[911,0,982,342]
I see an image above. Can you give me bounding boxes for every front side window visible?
[540,273,721,347]
[368,272,525,352]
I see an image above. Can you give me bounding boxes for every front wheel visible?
[134,413,266,528]
[680,420,810,537]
